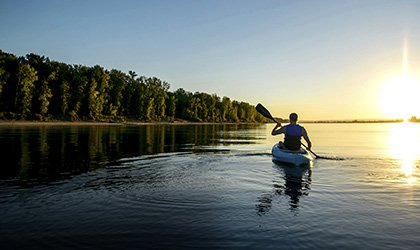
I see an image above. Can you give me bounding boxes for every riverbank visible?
[0,120,261,126]
[0,118,409,126]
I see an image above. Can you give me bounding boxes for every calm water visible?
[0,123,419,249]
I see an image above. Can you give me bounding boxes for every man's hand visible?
[272,122,283,135]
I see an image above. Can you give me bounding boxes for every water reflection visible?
[256,163,312,215]
[0,124,263,186]
[388,122,420,184]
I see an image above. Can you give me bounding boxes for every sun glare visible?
[379,38,420,119]
[379,74,420,119]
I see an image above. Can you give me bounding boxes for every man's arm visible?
[302,127,312,149]
[271,123,285,135]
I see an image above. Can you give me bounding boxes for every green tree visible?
[15,64,38,118]
[0,50,19,113]
[221,96,232,122]
[145,77,169,120]
[69,65,89,120]
[25,53,54,119]
[49,62,73,119]
[0,66,10,116]
[0,67,8,97]
[37,74,54,120]
[87,66,110,119]
[59,81,71,118]
[87,78,99,119]
[195,93,207,121]
[173,88,192,120]
[127,75,146,119]
[108,69,127,117]
[209,94,220,122]
[122,71,137,117]
[166,94,176,120]
[186,96,201,121]
[145,98,154,121]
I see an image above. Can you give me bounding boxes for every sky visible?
[1,0,420,120]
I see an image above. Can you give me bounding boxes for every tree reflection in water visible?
[0,124,262,187]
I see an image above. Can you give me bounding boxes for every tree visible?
[37,73,54,120]
[87,77,99,119]
[234,101,254,122]
[0,51,19,113]
[173,88,192,120]
[209,94,220,122]
[221,97,232,122]
[49,62,73,119]
[15,63,38,118]
[59,81,70,118]
[186,96,201,121]
[69,65,89,120]
[145,77,168,121]
[127,75,146,119]
[145,98,154,121]
[0,66,10,113]
[166,93,176,120]
[87,65,110,119]
[25,53,53,119]
[0,67,8,96]
[108,69,127,117]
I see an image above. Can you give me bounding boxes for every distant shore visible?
[0,120,260,126]
[301,119,405,123]
[0,119,411,126]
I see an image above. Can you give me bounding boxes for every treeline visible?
[409,116,420,122]
[0,50,268,122]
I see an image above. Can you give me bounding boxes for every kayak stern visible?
[272,143,313,166]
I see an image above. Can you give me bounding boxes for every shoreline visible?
[0,120,262,126]
[0,119,410,126]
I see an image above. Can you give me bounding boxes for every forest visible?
[0,50,269,123]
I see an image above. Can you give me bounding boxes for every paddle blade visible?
[256,103,277,123]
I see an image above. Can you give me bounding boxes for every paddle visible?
[256,103,342,160]
[256,103,279,124]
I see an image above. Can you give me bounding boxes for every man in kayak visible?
[271,113,312,151]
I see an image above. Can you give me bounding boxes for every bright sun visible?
[379,74,420,119]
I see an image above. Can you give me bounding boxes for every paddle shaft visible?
[300,142,321,158]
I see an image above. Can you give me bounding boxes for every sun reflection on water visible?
[388,122,420,184]
[401,160,416,184]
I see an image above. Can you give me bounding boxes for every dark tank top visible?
[284,124,303,150]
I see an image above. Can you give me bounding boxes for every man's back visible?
[284,124,303,150]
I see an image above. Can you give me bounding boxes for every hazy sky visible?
[1,0,420,120]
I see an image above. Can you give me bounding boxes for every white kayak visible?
[272,143,313,166]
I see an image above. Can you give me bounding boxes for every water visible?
[0,123,419,249]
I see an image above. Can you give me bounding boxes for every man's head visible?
[289,113,298,122]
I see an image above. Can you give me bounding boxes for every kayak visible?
[272,143,313,166]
